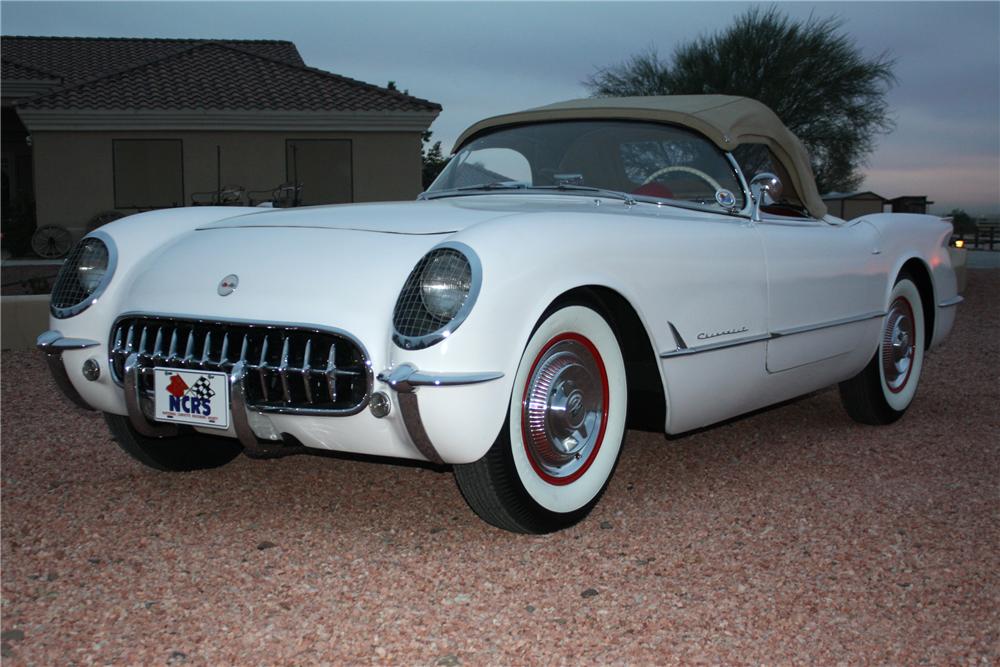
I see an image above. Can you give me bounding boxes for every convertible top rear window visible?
[427,120,746,213]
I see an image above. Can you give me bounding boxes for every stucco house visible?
[1,35,441,244]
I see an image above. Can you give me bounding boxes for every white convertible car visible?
[39,96,961,533]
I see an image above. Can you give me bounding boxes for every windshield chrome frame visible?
[420,121,754,217]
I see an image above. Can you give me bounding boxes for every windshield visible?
[426,120,746,212]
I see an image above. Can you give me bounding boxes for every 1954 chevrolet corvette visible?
[39,95,962,533]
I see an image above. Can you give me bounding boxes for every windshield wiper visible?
[456,182,527,191]
[527,184,636,204]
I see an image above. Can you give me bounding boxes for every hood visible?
[199,194,638,235]
[199,199,518,235]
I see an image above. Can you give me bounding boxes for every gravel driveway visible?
[3,271,997,665]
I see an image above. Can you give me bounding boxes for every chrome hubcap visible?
[882,297,915,392]
[523,337,606,481]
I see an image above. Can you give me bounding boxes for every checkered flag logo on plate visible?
[188,376,216,400]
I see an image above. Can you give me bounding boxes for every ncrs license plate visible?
[152,368,230,430]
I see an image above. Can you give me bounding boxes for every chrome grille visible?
[109,316,371,414]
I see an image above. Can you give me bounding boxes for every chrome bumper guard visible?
[123,352,294,457]
[378,363,504,465]
[37,330,100,411]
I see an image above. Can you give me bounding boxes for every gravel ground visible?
[2,271,998,665]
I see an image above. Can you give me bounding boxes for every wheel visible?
[454,305,628,533]
[103,413,243,472]
[839,275,925,425]
[641,165,722,191]
[30,225,73,259]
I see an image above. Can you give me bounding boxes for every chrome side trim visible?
[666,322,688,351]
[938,296,964,308]
[377,363,505,465]
[36,331,97,411]
[396,392,443,465]
[660,333,770,358]
[37,330,100,351]
[660,311,886,359]
[770,310,886,338]
[123,352,178,437]
[378,363,504,393]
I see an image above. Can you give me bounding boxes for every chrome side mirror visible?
[749,172,782,221]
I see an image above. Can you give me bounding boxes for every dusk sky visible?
[4,1,998,215]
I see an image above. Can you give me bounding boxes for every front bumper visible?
[39,329,505,464]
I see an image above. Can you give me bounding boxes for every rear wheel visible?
[839,275,925,424]
[454,305,628,533]
[104,413,243,471]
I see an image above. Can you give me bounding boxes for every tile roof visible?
[5,37,441,114]
[1,35,304,84]
[0,56,61,81]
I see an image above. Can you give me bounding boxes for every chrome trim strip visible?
[396,392,443,465]
[666,322,688,352]
[377,363,505,465]
[378,363,504,393]
[123,352,178,437]
[36,330,99,410]
[660,311,886,359]
[36,330,100,351]
[938,295,964,308]
[51,229,118,320]
[108,312,374,416]
[770,310,886,338]
[660,333,771,358]
[392,241,483,351]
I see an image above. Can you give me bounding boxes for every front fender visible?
[385,213,667,464]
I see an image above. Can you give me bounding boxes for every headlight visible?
[393,243,481,350]
[420,251,472,319]
[51,232,117,319]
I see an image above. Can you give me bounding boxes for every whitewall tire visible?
[454,304,628,533]
[839,275,925,424]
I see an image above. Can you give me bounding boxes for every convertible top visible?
[453,95,827,219]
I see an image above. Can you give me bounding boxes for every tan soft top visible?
[454,95,827,219]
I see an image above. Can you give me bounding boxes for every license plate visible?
[152,368,230,430]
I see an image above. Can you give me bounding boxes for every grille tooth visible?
[153,327,164,361]
[109,316,370,413]
[184,328,195,361]
[278,337,292,402]
[258,336,270,402]
[167,329,179,361]
[201,331,213,366]
[326,343,338,403]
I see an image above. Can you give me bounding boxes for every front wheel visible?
[839,275,926,425]
[104,413,244,471]
[454,305,628,533]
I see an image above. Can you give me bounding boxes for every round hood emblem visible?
[218,274,239,296]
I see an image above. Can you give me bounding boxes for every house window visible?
[286,139,352,205]
[113,139,183,209]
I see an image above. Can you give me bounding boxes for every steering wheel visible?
[641,165,723,192]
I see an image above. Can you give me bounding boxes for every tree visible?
[585,7,896,193]
[947,208,976,235]
[421,130,449,189]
